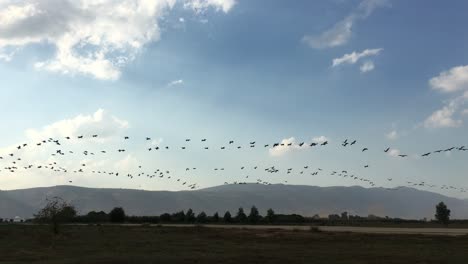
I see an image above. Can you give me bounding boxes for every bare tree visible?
[34,197,76,234]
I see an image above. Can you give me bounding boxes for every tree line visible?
[0,197,454,234]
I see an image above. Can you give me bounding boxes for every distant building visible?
[13,216,24,223]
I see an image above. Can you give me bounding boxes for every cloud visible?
[312,136,329,144]
[24,109,129,142]
[332,48,382,67]
[462,109,468,116]
[184,0,236,13]
[429,65,468,93]
[269,137,299,157]
[423,65,468,129]
[0,0,234,80]
[114,154,139,172]
[360,60,375,73]
[168,79,184,86]
[387,148,400,157]
[302,0,389,49]
[302,17,353,49]
[424,102,462,129]
[385,130,398,140]
[0,109,131,190]
[151,138,164,146]
[269,136,328,157]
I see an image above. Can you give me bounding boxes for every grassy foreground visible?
[1,224,468,264]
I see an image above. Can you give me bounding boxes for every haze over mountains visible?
[1,184,467,219]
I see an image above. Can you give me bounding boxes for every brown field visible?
[1,224,468,264]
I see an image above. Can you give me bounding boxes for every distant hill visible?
[1,184,467,219]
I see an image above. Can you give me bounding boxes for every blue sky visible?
[1,0,468,198]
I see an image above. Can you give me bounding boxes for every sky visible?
[1,0,468,198]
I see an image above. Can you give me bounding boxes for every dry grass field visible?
[1,224,468,264]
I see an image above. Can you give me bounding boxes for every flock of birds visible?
[0,135,467,193]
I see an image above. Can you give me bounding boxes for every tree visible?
[171,211,186,222]
[435,202,451,226]
[185,209,195,223]
[160,213,171,222]
[248,206,261,224]
[236,207,247,223]
[85,211,109,222]
[196,212,207,223]
[341,211,348,221]
[34,197,77,234]
[109,207,126,223]
[266,208,276,223]
[212,212,220,222]
[223,211,232,223]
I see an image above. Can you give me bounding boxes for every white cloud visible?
[168,79,184,86]
[385,130,398,140]
[332,48,382,67]
[269,137,299,157]
[151,138,163,146]
[269,136,328,157]
[302,0,389,49]
[25,109,129,142]
[429,65,468,93]
[0,109,130,190]
[312,136,328,144]
[114,154,139,172]
[302,17,353,49]
[423,73,468,129]
[387,148,400,157]
[424,103,462,129]
[184,0,236,13]
[0,0,234,80]
[423,66,468,129]
[179,17,185,23]
[360,60,375,73]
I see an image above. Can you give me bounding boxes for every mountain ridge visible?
[1,184,467,219]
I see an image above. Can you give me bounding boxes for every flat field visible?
[1,224,468,264]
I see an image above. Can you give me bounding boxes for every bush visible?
[109,207,126,223]
[160,213,171,222]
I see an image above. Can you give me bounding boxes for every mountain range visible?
[1,184,467,219]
